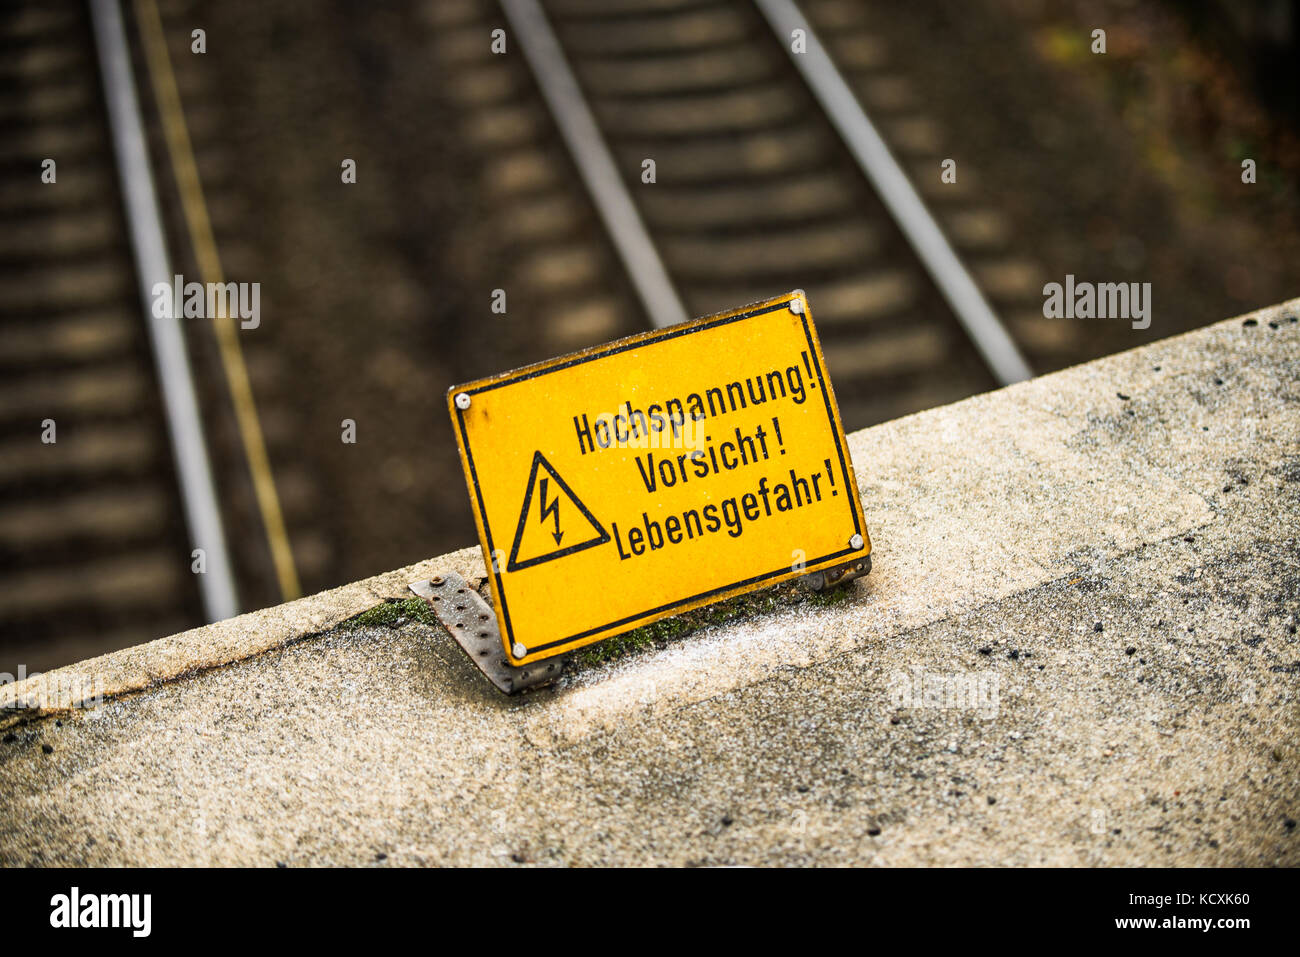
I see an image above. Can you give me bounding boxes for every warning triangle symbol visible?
[506,451,610,572]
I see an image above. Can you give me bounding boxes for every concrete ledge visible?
[0,549,488,728]
[2,299,1298,866]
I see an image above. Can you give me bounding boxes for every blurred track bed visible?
[0,1,200,668]
[0,0,324,669]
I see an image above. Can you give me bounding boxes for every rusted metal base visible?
[409,572,565,695]
[799,554,871,592]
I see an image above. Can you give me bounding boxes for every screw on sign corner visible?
[455,392,471,410]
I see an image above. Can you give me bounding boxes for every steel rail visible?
[501,0,691,329]
[88,0,239,621]
[753,0,1033,385]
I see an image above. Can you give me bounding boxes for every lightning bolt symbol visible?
[538,477,563,545]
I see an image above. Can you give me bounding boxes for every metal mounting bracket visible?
[799,554,871,592]
[409,572,565,695]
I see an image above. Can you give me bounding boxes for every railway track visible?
[0,0,314,670]
[0,1,206,668]
[2,0,1054,669]
[434,0,1043,427]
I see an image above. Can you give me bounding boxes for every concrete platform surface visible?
[2,299,1298,866]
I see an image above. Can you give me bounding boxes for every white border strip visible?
[754,0,1033,385]
[501,0,690,329]
[89,0,238,620]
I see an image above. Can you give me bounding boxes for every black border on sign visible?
[454,299,862,656]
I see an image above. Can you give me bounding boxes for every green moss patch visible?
[342,578,857,673]
[342,596,438,630]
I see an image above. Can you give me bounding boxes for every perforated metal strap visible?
[409,572,565,695]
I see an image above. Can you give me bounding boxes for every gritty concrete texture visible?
[2,300,1298,866]
[0,547,485,725]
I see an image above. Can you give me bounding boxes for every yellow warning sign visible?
[447,290,870,665]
